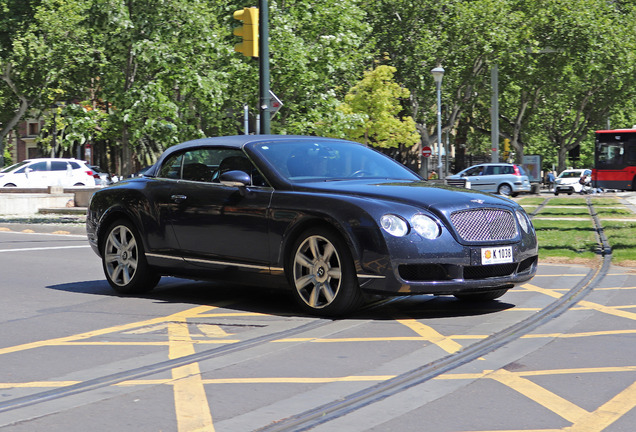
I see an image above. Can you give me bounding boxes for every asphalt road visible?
[0,229,635,431]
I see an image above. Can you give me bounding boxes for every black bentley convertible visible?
[87,135,538,316]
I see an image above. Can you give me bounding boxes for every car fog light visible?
[516,210,529,233]
[381,214,409,237]
[411,214,440,239]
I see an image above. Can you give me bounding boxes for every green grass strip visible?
[532,219,598,260]
[600,220,636,263]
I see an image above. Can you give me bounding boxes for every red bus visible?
[593,128,636,190]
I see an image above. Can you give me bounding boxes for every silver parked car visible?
[447,163,532,197]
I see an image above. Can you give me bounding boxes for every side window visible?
[29,161,48,172]
[51,161,68,171]
[69,162,80,169]
[483,166,495,175]
[464,166,483,176]
[158,147,268,186]
[158,153,183,179]
[627,146,636,164]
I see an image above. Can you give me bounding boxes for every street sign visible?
[268,90,283,117]
[422,146,432,158]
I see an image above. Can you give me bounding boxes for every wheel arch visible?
[95,206,146,256]
[497,182,513,195]
[281,217,355,274]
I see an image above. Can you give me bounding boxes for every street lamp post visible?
[431,66,444,179]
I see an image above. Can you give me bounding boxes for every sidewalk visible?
[3,191,636,237]
[0,208,88,235]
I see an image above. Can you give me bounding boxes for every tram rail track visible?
[0,295,407,415]
[0,197,614,431]
[256,196,613,432]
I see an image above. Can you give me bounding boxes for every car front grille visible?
[449,208,517,242]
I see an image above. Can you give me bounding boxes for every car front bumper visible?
[358,228,538,296]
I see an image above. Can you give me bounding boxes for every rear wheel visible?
[497,183,513,196]
[102,219,160,294]
[288,227,362,316]
[454,288,508,301]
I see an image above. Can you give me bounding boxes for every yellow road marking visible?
[5,365,636,388]
[397,318,464,354]
[576,300,636,321]
[50,340,239,346]
[566,380,636,431]
[196,324,232,338]
[168,315,214,432]
[0,305,221,355]
[487,369,588,422]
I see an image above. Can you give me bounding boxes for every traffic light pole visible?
[259,0,271,134]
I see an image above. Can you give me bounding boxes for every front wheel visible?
[102,219,160,294]
[454,288,508,301]
[288,227,362,316]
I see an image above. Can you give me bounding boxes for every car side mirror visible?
[219,170,251,187]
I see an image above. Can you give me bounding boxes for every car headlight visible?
[411,214,441,239]
[381,214,409,237]
[516,209,529,233]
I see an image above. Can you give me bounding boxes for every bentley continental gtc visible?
[87,135,538,316]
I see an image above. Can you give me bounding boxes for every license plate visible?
[481,246,513,265]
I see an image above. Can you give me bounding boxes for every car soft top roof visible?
[146,135,362,177]
[169,134,353,151]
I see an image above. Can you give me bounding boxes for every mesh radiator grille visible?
[450,208,517,242]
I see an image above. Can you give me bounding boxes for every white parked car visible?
[554,169,591,195]
[0,158,97,188]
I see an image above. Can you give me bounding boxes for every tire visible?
[73,183,85,186]
[102,219,160,294]
[497,183,513,196]
[554,191,559,196]
[3,183,16,187]
[454,288,508,301]
[288,227,362,316]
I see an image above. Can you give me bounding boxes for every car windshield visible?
[559,171,582,178]
[1,161,29,173]
[251,139,420,182]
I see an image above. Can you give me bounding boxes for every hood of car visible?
[556,177,580,185]
[293,180,518,211]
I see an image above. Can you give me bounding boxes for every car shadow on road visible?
[355,294,516,320]
[47,278,516,320]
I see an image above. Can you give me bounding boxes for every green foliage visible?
[0,0,635,175]
[338,65,419,149]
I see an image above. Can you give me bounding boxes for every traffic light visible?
[502,138,511,160]
[503,138,511,152]
[233,7,259,57]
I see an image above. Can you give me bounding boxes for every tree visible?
[498,0,636,171]
[88,0,231,175]
[0,0,93,167]
[263,0,374,136]
[338,65,419,151]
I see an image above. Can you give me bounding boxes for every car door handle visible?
[171,194,187,202]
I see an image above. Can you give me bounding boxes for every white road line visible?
[0,245,90,253]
